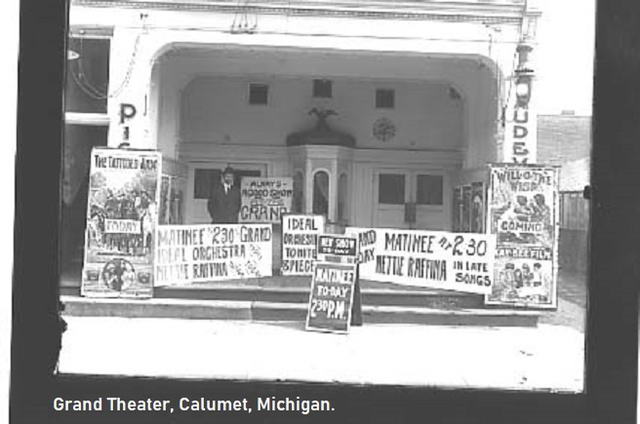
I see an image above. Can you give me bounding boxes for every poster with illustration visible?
[470,182,485,233]
[461,185,472,232]
[81,148,161,298]
[485,164,559,308]
[159,175,171,225]
[452,187,462,232]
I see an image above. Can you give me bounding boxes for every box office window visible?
[248,83,269,105]
[378,173,405,204]
[416,175,443,205]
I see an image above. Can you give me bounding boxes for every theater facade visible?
[63,0,541,281]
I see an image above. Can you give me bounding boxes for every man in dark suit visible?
[207,166,242,224]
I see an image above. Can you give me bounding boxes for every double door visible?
[374,169,448,230]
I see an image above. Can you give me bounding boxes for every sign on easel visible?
[305,262,357,334]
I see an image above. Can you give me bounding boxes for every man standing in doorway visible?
[207,166,242,224]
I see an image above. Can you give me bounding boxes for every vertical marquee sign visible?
[503,43,537,164]
[81,148,161,298]
[485,164,559,308]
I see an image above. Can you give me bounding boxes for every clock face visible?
[373,117,396,142]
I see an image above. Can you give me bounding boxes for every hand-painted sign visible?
[155,224,273,285]
[471,182,486,233]
[281,214,325,275]
[502,82,537,163]
[306,262,357,334]
[317,234,358,264]
[346,227,496,295]
[485,164,558,308]
[239,177,293,223]
[81,148,161,298]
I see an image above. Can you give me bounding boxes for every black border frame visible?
[11,0,638,423]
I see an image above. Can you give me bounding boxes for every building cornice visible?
[72,0,526,24]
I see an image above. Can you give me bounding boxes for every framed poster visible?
[461,185,472,232]
[452,186,463,232]
[81,148,161,298]
[470,181,485,233]
[485,164,559,308]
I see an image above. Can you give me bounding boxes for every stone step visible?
[60,286,484,309]
[61,296,539,327]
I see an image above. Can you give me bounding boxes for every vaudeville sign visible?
[306,262,358,334]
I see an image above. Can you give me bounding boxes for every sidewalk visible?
[58,316,584,393]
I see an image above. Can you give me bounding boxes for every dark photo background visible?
[11,1,639,423]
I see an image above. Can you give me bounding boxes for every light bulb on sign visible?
[515,74,532,108]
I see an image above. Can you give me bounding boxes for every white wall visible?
[180,75,464,151]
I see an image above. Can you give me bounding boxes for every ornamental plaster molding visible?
[73,0,528,24]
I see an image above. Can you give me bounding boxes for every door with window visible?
[374,170,447,230]
[186,162,267,224]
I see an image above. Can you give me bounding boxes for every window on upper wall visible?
[416,175,444,205]
[376,88,395,109]
[313,79,332,98]
[378,173,405,205]
[65,36,111,114]
[248,83,269,105]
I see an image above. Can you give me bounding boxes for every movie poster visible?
[155,224,273,285]
[159,175,171,225]
[239,177,293,223]
[452,187,462,232]
[169,179,185,224]
[81,148,161,298]
[485,164,559,308]
[470,182,485,233]
[462,185,472,232]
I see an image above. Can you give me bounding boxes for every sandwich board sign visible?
[305,233,362,332]
[305,262,358,334]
